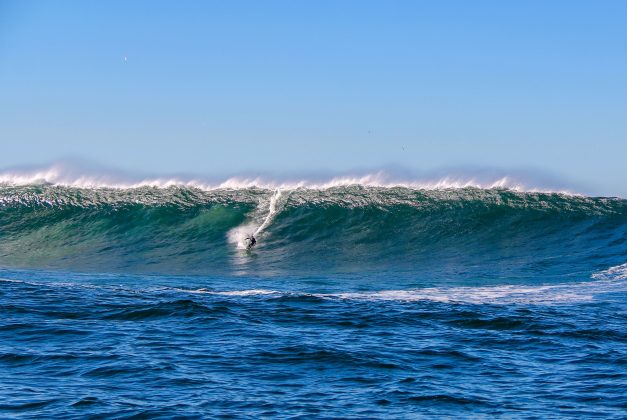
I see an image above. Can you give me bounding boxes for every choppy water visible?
[1,184,626,418]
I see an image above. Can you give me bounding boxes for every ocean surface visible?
[1,181,626,418]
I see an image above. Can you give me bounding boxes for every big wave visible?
[0,182,625,280]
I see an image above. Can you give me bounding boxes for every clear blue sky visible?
[1,1,626,195]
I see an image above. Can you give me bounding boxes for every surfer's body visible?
[246,235,256,250]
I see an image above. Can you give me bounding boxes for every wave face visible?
[1,184,625,281]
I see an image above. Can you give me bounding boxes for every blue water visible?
[1,185,626,418]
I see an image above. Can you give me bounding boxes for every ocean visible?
[1,181,626,418]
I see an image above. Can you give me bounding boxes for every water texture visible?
[1,184,626,418]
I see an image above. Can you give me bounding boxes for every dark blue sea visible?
[1,184,626,418]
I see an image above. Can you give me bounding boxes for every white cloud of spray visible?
[0,160,589,195]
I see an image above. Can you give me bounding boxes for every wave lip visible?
[0,164,581,194]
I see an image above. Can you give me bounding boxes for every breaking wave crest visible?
[0,164,579,193]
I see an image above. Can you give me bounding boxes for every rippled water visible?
[1,267,626,418]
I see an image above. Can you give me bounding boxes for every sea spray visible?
[0,164,581,194]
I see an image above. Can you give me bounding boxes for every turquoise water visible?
[1,185,626,418]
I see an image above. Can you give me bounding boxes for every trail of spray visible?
[254,189,282,236]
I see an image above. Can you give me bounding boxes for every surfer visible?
[246,235,256,250]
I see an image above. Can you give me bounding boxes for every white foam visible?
[210,289,278,297]
[326,284,589,304]
[0,278,26,283]
[592,263,627,281]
